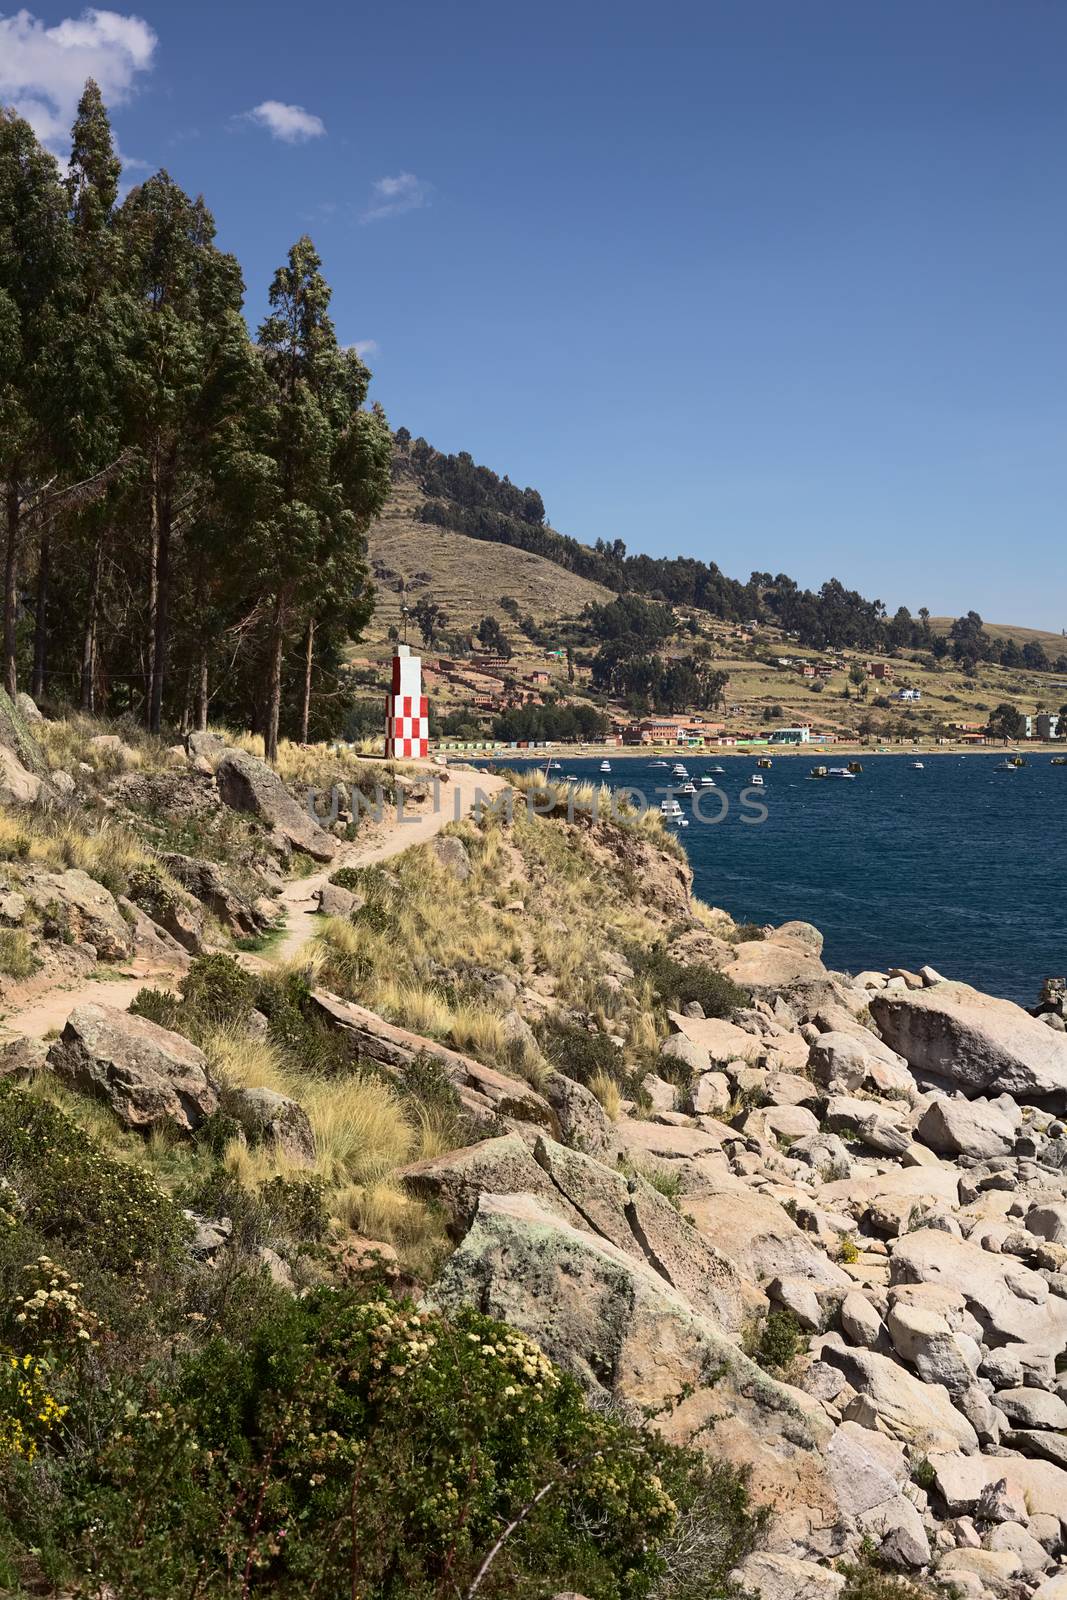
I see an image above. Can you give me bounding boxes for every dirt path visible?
[1,765,506,1040]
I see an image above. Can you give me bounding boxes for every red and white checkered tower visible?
[385,645,429,758]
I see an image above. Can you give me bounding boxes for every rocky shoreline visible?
[402,920,1067,1600]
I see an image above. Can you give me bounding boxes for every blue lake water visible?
[487,753,1067,1006]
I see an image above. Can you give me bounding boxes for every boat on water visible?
[671,763,689,778]
[548,760,561,769]
[710,765,725,773]
[699,774,717,788]
[650,760,668,768]
[599,760,611,773]
[910,761,924,770]
[811,765,857,780]
[564,774,579,783]
[659,798,689,826]
[756,757,772,769]
[1052,756,1067,766]
[680,781,696,794]
[847,761,863,774]
[994,760,1018,772]
[748,773,764,786]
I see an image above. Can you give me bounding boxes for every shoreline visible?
[465,741,1067,762]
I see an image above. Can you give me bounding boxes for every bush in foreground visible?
[8,1288,763,1599]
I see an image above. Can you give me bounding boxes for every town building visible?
[767,726,811,744]
[1037,712,1061,740]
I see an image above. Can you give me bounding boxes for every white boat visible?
[659,798,684,819]
[650,760,668,768]
[910,761,924,770]
[548,760,561,769]
[671,763,689,778]
[599,760,611,773]
[680,781,696,794]
[994,760,1017,772]
[699,774,717,788]
[826,767,856,780]
[710,765,725,773]
[748,773,764,786]
[564,774,579,783]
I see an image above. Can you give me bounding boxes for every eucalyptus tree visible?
[253,235,390,761]
[117,173,248,729]
[0,110,70,697]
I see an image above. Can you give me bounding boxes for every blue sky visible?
[3,1,1066,630]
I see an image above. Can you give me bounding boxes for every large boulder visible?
[542,1072,622,1165]
[400,1134,582,1236]
[25,868,133,961]
[807,1031,913,1099]
[819,1342,979,1453]
[890,1228,1067,1353]
[0,745,42,805]
[720,939,827,996]
[870,982,1067,1106]
[215,748,336,861]
[0,687,49,778]
[160,852,269,939]
[47,1003,218,1134]
[684,1186,851,1290]
[915,1095,1016,1160]
[428,1190,849,1557]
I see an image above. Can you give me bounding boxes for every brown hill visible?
[365,474,613,645]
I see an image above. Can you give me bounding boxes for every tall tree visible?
[253,236,390,762]
[117,173,246,730]
[0,110,70,697]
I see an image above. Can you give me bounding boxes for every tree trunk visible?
[81,535,102,712]
[300,617,315,744]
[4,475,21,699]
[265,598,286,765]
[145,452,159,726]
[195,646,209,731]
[149,509,169,734]
[31,526,50,702]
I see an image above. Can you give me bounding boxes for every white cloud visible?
[0,7,157,151]
[361,171,430,223]
[351,339,378,358]
[245,100,325,143]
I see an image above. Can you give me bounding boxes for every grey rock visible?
[48,1003,218,1135]
[228,1086,315,1165]
[215,748,336,861]
[916,1097,1016,1160]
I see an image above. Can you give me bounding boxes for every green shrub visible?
[745,1309,803,1374]
[536,1015,625,1087]
[55,1291,765,1598]
[182,953,256,1028]
[133,955,256,1040]
[0,1085,189,1276]
[838,1556,940,1600]
[638,948,749,1019]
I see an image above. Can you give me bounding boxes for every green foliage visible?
[0,1084,189,1275]
[638,948,749,1020]
[536,1015,625,1088]
[182,952,256,1027]
[44,1290,763,1598]
[745,1310,802,1374]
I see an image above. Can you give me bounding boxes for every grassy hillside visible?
[365,474,613,644]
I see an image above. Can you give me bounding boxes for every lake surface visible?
[487,752,1067,1005]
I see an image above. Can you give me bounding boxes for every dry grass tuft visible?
[587,1070,622,1120]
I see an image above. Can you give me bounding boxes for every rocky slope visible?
[2,701,1067,1599]
[405,932,1067,1600]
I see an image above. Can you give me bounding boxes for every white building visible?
[768,726,811,744]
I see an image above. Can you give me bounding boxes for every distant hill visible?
[364,471,613,644]
[367,433,1064,673]
[929,618,1067,654]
